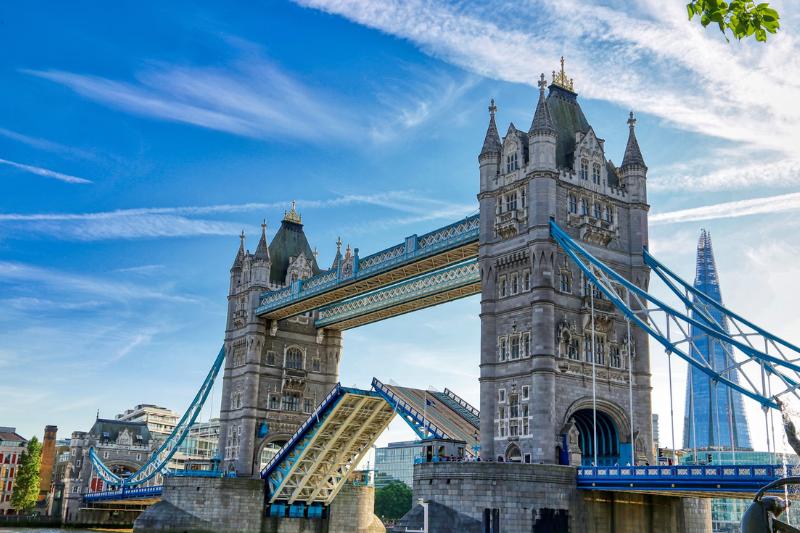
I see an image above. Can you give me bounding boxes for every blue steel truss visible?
[371,378,449,441]
[256,214,479,315]
[314,259,479,328]
[550,220,800,411]
[88,345,226,487]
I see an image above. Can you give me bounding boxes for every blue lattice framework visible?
[549,220,800,411]
[437,388,480,429]
[262,384,395,506]
[256,215,479,321]
[577,464,795,499]
[371,378,449,440]
[87,346,226,488]
[83,485,163,503]
[314,259,480,330]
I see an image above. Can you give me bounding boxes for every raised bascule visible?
[82,60,800,533]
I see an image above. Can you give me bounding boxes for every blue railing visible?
[577,464,790,493]
[371,378,448,441]
[83,485,163,502]
[256,214,479,316]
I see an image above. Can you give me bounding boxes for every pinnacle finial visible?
[239,229,245,244]
[488,98,497,117]
[261,219,267,233]
[552,57,575,92]
[283,200,302,224]
[538,73,547,93]
[628,111,636,129]
[336,236,342,252]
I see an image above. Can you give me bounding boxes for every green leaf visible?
[755,27,767,41]
[687,3,695,19]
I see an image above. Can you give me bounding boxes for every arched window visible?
[560,271,572,293]
[568,194,577,214]
[580,198,589,216]
[592,163,601,184]
[285,347,303,370]
[580,159,589,180]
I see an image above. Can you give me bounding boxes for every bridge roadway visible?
[256,214,479,326]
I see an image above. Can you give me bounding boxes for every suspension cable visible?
[591,282,598,467]
[667,319,676,465]
[626,290,634,467]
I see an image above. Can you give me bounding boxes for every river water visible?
[0,529,131,532]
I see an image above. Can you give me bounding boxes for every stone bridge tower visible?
[219,204,343,476]
[477,62,653,465]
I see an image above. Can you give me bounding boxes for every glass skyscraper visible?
[682,230,752,451]
[374,440,422,489]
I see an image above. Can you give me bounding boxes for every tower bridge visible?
[82,60,800,533]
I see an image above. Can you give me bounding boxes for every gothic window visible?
[510,423,519,437]
[312,359,321,372]
[592,163,601,184]
[509,394,519,418]
[583,277,603,300]
[580,159,589,180]
[522,386,529,400]
[569,338,579,359]
[285,347,303,370]
[593,202,602,219]
[584,337,593,363]
[523,418,529,435]
[522,332,530,357]
[523,270,530,291]
[510,336,520,359]
[580,198,589,215]
[266,351,276,366]
[303,398,313,413]
[269,396,279,410]
[499,337,508,361]
[506,192,518,212]
[505,152,518,173]
[596,337,606,365]
[568,194,577,214]
[510,273,519,295]
[559,271,572,293]
[499,276,507,298]
[521,188,526,208]
[605,206,614,224]
[499,406,506,419]
[281,394,299,411]
[610,345,622,368]
[498,389,506,403]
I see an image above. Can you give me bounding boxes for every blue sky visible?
[1,0,799,453]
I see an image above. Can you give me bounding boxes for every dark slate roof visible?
[621,118,646,169]
[606,160,621,187]
[529,87,556,134]
[480,109,502,156]
[231,237,245,271]
[89,419,151,443]
[254,223,270,262]
[0,428,26,443]
[546,84,590,169]
[268,220,321,284]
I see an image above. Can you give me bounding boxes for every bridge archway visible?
[255,435,290,473]
[570,409,620,466]
[505,443,522,463]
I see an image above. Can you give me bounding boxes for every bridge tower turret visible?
[477,60,653,467]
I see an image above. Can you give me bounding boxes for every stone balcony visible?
[567,213,618,246]
[495,209,527,239]
[282,368,307,392]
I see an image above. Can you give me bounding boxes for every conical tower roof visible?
[254,220,270,262]
[480,99,502,156]
[268,203,320,284]
[231,230,245,270]
[529,74,556,134]
[621,112,646,169]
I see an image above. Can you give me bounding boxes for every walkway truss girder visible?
[550,220,800,413]
[262,385,395,506]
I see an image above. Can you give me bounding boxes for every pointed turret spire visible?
[530,73,556,135]
[254,220,270,262]
[232,230,246,270]
[330,236,343,269]
[621,111,646,169]
[480,98,502,156]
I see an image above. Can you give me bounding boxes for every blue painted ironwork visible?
[549,220,800,410]
[315,259,479,328]
[577,464,791,495]
[83,485,163,502]
[256,214,479,316]
[371,378,449,441]
[434,389,480,429]
[88,345,227,487]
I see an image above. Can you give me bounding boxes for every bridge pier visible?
[393,462,711,533]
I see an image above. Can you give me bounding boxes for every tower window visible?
[593,202,602,219]
[605,206,614,224]
[285,347,303,370]
[580,198,589,216]
[281,394,299,411]
[499,337,508,361]
[592,163,601,184]
[269,396,279,410]
[521,188,526,208]
[510,336,520,359]
[580,159,589,180]
[505,152,519,173]
[510,273,519,295]
[498,389,506,403]
[522,332,530,357]
[610,345,622,368]
[499,276,507,298]
[522,385,529,400]
[506,192,518,212]
[568,194,577,214]
[523,270,530,291]
[559,271,572,293]
[584,338,593,363]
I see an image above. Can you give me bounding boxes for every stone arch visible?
[284,345,304,370]
[563,397,631,442]
[253,434,291,474]
[505,442,522,463]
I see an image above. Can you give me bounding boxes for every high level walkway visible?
[256,215,479,322]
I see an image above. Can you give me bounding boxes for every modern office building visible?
[374,440,423,489]
[682,230,752,451]
[0,427,27,514]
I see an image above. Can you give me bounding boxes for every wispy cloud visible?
[0,127,96,160]
[650,157,800,192]
[295,0,800,191]
[24,53,356,142]
[0,191,473,241]
[0,157,92,184]
[651,192,800,225]
[0,261,197,304]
